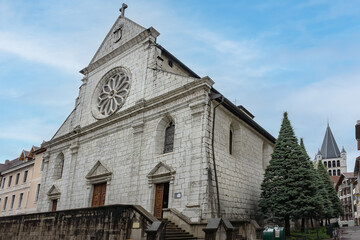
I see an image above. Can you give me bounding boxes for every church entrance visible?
[154,182,169,219]
[92,182,107,207]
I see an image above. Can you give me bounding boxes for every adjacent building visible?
[353,120,360,225]
[315,124,347,177]
[0,146,45,216]
[336,172,356,226]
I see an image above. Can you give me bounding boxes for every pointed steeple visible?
[320,124,341,159]
[341,146,346,153]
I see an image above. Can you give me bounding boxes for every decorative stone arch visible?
[85,160,113,185]
[154,115,176,155]
[147,161,176,187]
[53,152,65,180]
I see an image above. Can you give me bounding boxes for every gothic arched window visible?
[229,129,233,155]
[163,122,175,154]
[329,170,332,176]
[333,170,336,176]
[337,169,340,176]
[337,160,340,167]
[332,161,336,167]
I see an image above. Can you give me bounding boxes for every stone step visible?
[163,219,197,240]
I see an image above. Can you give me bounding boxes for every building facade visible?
[0,146,45,216]
[37,7,274,236]
[353,120,360,225]
[315,124,347,176]
[336,172,356,226]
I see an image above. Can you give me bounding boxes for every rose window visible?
[97,71,130,116]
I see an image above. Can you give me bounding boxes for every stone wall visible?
[0,204,155,240]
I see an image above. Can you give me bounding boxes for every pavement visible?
[339,226,360,240]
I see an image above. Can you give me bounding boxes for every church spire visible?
[320,124,341,159]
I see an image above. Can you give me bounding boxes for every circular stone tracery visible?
[97,70,130,117]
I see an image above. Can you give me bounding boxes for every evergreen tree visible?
[316,162,334,223]
[259,112,305,235]
[299,138,323,230]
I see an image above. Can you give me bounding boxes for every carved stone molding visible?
[147,161,176,188]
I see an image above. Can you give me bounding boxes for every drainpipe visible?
[210,93,223,218]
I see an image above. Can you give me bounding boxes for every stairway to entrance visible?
[163,218,198,240]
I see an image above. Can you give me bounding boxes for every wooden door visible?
[154,183,164,218]
[51,199,57,212]
[92,182,107,207]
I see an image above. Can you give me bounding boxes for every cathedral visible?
[315,124,347,177]
[37,5,275,238]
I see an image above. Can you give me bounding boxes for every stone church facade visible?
[37,6,275,230]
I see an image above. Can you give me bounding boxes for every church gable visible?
[89,15,146,65]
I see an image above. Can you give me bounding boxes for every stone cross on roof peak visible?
[120,3,128,17]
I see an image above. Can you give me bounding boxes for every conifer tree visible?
[259,112,304,235]
[299,138,323,230]
[316,162,334,224]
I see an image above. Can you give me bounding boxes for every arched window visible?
[54,153,64,180]
[163,122,175,154]
[332,161,336,167]
[329,170,332,176]
[229,129,233,155]
[324,161,327,167]
[337,169,340,176]
[337,160,340,167]
[333,170,336,176]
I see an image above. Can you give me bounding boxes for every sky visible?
[0,0,359,171]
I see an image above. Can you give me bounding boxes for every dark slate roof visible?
[320,124,341,159]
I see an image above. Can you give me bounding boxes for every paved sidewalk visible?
[339,226,360,240]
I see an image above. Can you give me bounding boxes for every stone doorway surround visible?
[85,160,113,207]
[147,162,176,216]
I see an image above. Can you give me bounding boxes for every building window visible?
[3,197,8,211]
[23,170,28,183]
[10,195,15,210]
[163,122,175,154]
[329,170,332,176]
[8,176,12,188]
[332,161,336,167]
[337,160,340,167]
[333,170,336,176]
[15,173,20,185]
[337,169,341,176]
[18,193,24,209]
[1,178,5,189]
[35,184,41,202]
[324,161,327,167]
[229,129,233,155]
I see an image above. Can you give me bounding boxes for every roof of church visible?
[320,124,341,159]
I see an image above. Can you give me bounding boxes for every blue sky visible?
[0,0,359,171]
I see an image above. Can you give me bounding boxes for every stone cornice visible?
[80,27,160,75]
[43,77,213,149]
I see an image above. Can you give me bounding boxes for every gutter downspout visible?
[210,93,223,218]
